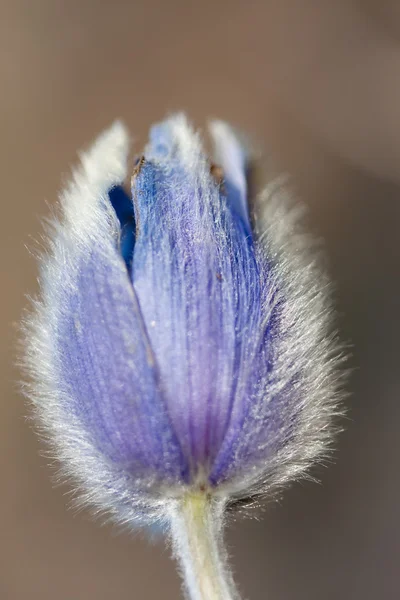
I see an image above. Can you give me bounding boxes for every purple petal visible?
[31,123,187,497]
[211,183,341,493]
[56,245,188,482]
[130,115,275,481]
[209,120,249,228]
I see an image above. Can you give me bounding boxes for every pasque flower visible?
[23,115,343,600]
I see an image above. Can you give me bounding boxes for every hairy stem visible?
[169,492,241,600]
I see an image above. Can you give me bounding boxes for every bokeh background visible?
[2,1,400,598]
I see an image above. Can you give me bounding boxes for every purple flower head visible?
[23,115,343,526]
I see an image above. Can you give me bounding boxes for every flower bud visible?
[23,114,344,599]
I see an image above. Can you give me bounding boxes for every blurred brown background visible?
[2,1,400,598]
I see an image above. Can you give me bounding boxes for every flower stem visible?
[169,492,241,600]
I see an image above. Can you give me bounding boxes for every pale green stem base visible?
[169,492,241,600]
